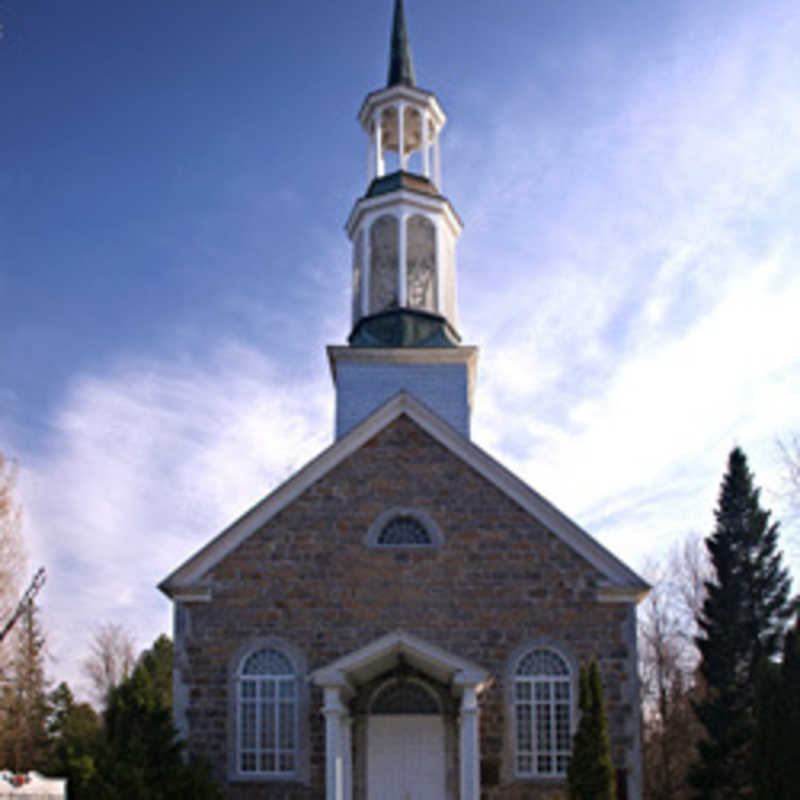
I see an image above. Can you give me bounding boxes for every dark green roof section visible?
[387,0,416,87]
[365,170,440,199]
[349,309,460,348]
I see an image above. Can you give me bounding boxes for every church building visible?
[159,2,649,798]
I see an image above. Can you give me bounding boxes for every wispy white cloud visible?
[16,342,331,695]
[466,2,800,571]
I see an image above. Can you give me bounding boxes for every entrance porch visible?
[311,631,490,800]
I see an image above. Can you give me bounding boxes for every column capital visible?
[323,687,346,716]
[459,685,479,713]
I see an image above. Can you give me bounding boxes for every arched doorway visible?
[366,680,446,800]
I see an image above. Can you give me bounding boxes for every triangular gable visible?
[310,630,490,696]
[159,391,649,599]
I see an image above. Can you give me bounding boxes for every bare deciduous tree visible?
[83,622,136,708]
[778,433,800,518]
[0,600,49,771]
[0,452,26,677]
[639,533,709,800]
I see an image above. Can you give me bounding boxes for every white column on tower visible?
[373,111,384,177]
[434,132,442,188]
[398,211,408,307]
[397,101,406,171]
[367,128,375,183]
[422,109,430,177]
[360,224,368,318]
[363,216,372,316]
[434,218,443,315]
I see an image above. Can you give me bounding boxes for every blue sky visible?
[2,0,799,695]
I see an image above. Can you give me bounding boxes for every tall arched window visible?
[369,214,399,313]
[513,647,572,777]
[406,214,436,312]
[237,647,298,775]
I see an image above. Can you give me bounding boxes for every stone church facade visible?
[159,3,649,799]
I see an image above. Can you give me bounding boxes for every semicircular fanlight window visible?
[515,649,569,677]
[372,682,440,714]
[241,647,294,676]
[377,515,432,546]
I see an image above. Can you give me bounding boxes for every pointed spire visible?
[387,0,416,87]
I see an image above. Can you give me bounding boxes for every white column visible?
[434,134,442,188]
[459,687,480,800]
[367,129,375,183]
[422,109,430,178]
[323,687,346,800]
[363,218,372,315]
[360,225,369,318]
[434,218,443,316]
[342,716,353,800]
[398,211,408,307]
[397,101,406,171]
[373,112,384,177]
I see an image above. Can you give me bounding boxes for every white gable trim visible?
[310,630,490,697]
[159,391,648,596]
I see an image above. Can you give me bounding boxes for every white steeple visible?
[329,0,477,439]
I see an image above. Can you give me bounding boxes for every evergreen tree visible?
[88,634,221,800]
[46,682,102,798]
[691,447,793,799]
[753,616,800,799]
[568,658,616,800]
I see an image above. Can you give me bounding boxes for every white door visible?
[367,714,446,800]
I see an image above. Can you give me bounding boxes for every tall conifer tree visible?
[691,447,792,798]
[753,616,800,799]
[568,658,616,800]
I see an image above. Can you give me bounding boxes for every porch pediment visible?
[310,630,490,697]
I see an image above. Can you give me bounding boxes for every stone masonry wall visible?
[177,415,639,800]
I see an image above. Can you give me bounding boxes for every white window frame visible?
[512,647,573,778]
[365,507,444,549]
[236,646,299,777]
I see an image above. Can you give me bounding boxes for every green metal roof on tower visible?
[387,0,416,87]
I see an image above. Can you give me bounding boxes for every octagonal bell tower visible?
[329,0,477,439]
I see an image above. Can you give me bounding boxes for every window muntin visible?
[366,508,442,549]
[371,680,440,714]
[238,647,297,775]
[377,515,432,546]
[514,648,572,777]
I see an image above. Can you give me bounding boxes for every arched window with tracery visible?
[371,680,440,714]
[237,646,298,775]
[366,508,444,549]
[377,515,431,546]
[369,214,399,313]
[406,214,436,311]
[513,647,573,777]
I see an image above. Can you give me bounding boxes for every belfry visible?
[329,0,476,439]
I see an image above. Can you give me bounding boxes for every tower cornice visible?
[358,84,446,132]
[345,183,462,241]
